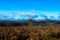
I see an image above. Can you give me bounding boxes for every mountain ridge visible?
[0,19,60,26]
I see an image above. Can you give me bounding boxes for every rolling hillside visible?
[0,19,60,26]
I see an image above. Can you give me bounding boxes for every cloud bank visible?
[0,10,60,21]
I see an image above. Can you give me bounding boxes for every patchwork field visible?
[0,26,60,40]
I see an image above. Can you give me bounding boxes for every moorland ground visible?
[0,26,60,40]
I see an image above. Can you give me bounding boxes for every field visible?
[0,26,60,40]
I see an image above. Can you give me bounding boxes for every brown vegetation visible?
[0,26,60,40]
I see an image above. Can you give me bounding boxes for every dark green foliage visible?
[48,22,55,26]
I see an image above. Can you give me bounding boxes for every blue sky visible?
[0,0,60,21]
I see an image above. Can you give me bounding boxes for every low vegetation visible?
[0,26,60,40]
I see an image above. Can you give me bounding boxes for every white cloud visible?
[0,10,60,21]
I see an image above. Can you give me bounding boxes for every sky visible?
[0,0,60,21]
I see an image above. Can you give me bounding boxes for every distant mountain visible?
[0,13,60,26]
[0,19,60,26]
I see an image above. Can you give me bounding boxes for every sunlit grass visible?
[0,26,60,40]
